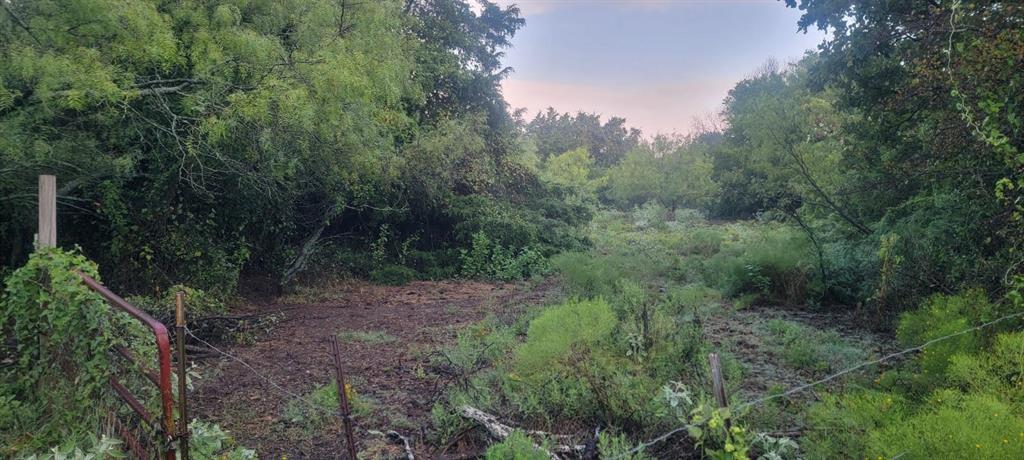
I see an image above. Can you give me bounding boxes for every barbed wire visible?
[608,309,1024,459]
[183,326,336,418]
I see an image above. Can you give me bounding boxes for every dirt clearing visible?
[191,278,557,458]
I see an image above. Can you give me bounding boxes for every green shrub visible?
[514,298,617,374]
[705,225,817,305]
[671,208,708,228]
[405,249,460,279]
[550,252,620,298]
[502,297,679,426]
[461,231,549,281]
[896,289,1000,389]
[663,283,722,315]
[806,311,1024,459]
[552,251,663,299]
[1,249,133,452]
[677,228,723,257]
[14,436,124,460]
[485,430,551,460]
[597,431,653,459]
[128,284,226,322]
[803,390,908,459]
[866,392,1024,459]
[283,380,375,434]
[369,264,418,286]
[188,420,256,460]
[946,331,1024,407]
[633,201,669,230]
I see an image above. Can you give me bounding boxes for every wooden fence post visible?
[175,292,190,460]
[37,175,56,248]
[708,352,731,430]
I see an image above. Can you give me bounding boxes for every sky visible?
[477,0,827,136]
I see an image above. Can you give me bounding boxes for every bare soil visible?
[191,278,558,459]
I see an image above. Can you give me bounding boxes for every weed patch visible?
[337,329,399,344]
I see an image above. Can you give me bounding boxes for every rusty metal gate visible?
[77,272,186,460]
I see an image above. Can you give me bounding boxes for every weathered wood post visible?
[175,292,191,460]
[708,352,731,430]
[37,175,57,248]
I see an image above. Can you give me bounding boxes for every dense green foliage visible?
[0,0,588,297]
[0,249,131,453]
[701,1,1024,319]
[0,248,252,457]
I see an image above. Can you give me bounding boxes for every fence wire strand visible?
[184,308,1024,459]
[183,326,335,418]
[608,309,1024,459]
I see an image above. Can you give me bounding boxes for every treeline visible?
[531,1,1024,322]
[2,0,1022,323]
[0,0,593,296]
[716,0,1022,318]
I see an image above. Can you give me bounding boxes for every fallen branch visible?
[458,406,585,459]
[368,430,414,460]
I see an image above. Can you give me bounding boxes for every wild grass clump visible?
[762,319,866,374]
[806,390,1024,460]
[513,298,617,373]
[283,380,376,435]
[484,430,551,459]
[128,284,226,322]
[705,224,819,306]
[368,264,418,286]
[550,252,653,299]
[336,329,398,344]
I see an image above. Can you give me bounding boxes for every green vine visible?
[0,248,143,454]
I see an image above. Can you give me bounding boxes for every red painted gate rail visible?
[77,271,187,460]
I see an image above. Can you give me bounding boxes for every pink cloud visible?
[475,0,684,17]
[502,78,736,135]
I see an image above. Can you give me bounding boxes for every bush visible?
[867,392,1024,459]
[705,225,818,305]
[807,389,1024,459]
[127,284,226,323]
[805,290,1024,459]
[803,390,907,459]
[502,297,688,427]
[896,289,1000,389]
[514,298,617,375]
[189,420,257,460]
[283,379,375,433]
[1,249,128,451]
[485,431,551,460]
[369,264,418,286]
[460,231,549,281]
[633,201,669,230]
[946,331,1024,407]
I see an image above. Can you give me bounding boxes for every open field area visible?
[186,212,911,458]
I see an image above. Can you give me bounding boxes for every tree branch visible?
[2,3,42,46]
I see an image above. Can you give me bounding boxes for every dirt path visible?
[192,278,558,459]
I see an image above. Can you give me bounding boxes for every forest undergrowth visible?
[431,208,1024,460]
